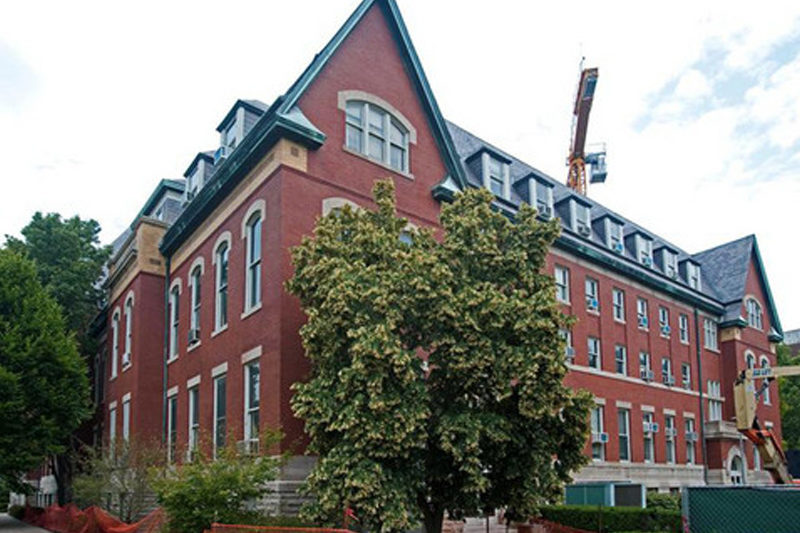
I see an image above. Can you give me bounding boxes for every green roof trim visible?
[751,237,783,338]
[131,179,185,230]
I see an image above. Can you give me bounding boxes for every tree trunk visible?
[421,505,444,533]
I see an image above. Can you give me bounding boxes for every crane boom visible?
[566,67,605,195]
[733,365,800,484]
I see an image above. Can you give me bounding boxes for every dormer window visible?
[664,250,678,278]
[636,234,653,267]
[606,219,623,253]
[687,262,701,290]
[534,180,554,218]
[480,152,510,199]
[345,100,409,173]
[224,120,239,150]
[186,167,201,201]
[573,202,591,238]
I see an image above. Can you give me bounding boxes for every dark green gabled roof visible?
[161,0,466,257]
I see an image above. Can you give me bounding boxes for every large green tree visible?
[288,181,591,533]
[0,249,90,492]
[777,344,800,450]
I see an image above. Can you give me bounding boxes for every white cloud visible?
[0,0,799,328]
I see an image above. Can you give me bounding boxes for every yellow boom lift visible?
[733,365,800,484]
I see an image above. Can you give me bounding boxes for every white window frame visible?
[760,356,771,405]
[665,415,676,464]
[612,288,625,322]
[606,219,623,251]
[168,280,181,360]
[685,418,696,465]
[345,99,411,174]
[109,404,117,453]
[636,235,653,266]
[243,211,263,314]
[188,386,200,459]
[682,363,691,390]
[213,233,232,332]
[111,309,120,379]
[591,405,605,461]
[585,277,599,312]
[573,201,591,237]
[637,298,649,329]
[618,408,631,462]
[615,345,627,375]
[189,258,204,340]
[588,337,601,370]
[664,250,678,278]
[640,351,652,381]
[753,442,761,471]
[244,361,260,447]
[662,357,673,385]
[708,380,722,421]
[122,396,130,441]
[555,266,570,304]
[746,298,763,330]
[659,306,670,337]
[483,153,510,199]
[534,180,554,218]
[704,318,718,351]
[213,373,227,458]
[167,393,178,463]
[559,328,574,363]
[679,314,689,344]
[687,262,702,290]
[643,412,655,463]
[123,292,133,368]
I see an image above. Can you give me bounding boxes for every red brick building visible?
[89,0,785,510]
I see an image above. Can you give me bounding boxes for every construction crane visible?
[566,66,607,195]
[733,365,800,484]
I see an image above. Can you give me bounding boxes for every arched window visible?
[123,293,134,367]
[745,351,755,370]
[730,455,744,485]
[168,281,181,359]
[111,309,120,378]
[345,100,409,172]
[760,356,771,405]
[190,264,202,341]
[746,298,763,330]
[245,213,262,312]
[215,242,229,330]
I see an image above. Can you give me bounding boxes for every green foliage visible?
[777,344,800,450]
[150,430,284,533]
[538,505,681,532]
[0,249,90,491]
[9,504,26,520]
[73,438,163,522]
[288,181,592,533]
[645,492,680,512]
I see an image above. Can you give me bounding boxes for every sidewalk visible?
[0,514,51,533]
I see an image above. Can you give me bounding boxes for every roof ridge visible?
[692,234,755,259]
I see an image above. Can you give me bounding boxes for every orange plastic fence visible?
[23,504,165,533]
[208,523,357,533]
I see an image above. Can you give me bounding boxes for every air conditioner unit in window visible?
[577,225,592,237]
[537,204,552,218]
[665,428,677,438]
[236,439,259,456]
[686,431,698,442]
[591,432,609,444]
[187,328,200,344]
[661,325,671,336]
[643,422,652,433]
[640,369,654,382]
[214,145,229,163]
[613,242,624,254]
[638,316,649,328]
[586,297,599,311]
[650,422,660,433]
[663,375,675,386]
[682,378,691,389]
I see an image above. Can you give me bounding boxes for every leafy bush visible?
[645,492,680,512]
[150,429,284,533]
[539,504,681,532]
[9,504,26,520]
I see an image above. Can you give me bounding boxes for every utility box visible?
[565,482,645,508]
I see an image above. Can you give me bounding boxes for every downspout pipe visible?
[694,307,709,485]
[162,256,171,444]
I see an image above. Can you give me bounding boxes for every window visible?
[588,337,601,370]
[591,406,605,461]
[643,412,655,463]
[704,318,718,351]
[612,288,625,322]
[169,285,180,359]
[730,455,744,485]
[559,329,574,363]
[746,298,763,330]
[665,415,676,464]
[760,356,771,405]
[745,351,756,370]
[636,235,653,266]
[585,277,599,312]
[109,405,117,450]
[753,442,761,471]
[574,202,591,237]
[111,310,120,378]
[662,358,673,386]
[607,220,623,252]
[618,409,631,462]
[679,314,689,344]
[640,351,652,381]
[682,363,691,390]
[685,418,696,465]
[535,180,554,217]
[244,361,260,449]
[188,387,199,459]
[659,307,670,337]
[707,380,722,421]
[664,250,678,278]
[687,262,701,290]
[487,157,506,197]
[122,397,130,442]
[615,345,627,375]
[190,266,202,339]
[555,266,570,303]
[213,375,227,457]
[123,295,133,367]
[223,120,239,150]
[245,214,262,311]
[637,298,649,329]
[215,242,229,330]
[346,100,409,173]
[167,394,178,463]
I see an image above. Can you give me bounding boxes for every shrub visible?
[538,504,681,532]
[150,429,284,533]
[9,504,25,520]
[645,492,680,512]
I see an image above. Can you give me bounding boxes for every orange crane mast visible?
[566,67,607,195]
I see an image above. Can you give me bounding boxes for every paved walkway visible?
[0,514,51,533]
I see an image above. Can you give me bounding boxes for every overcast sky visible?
[1,1,799,329]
